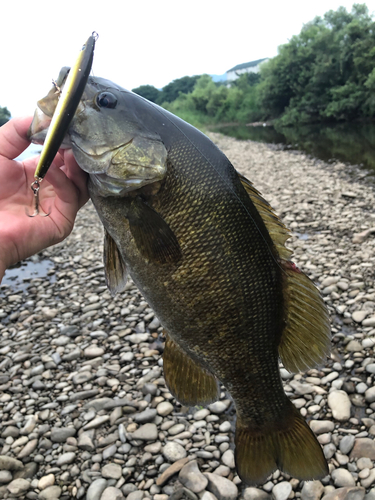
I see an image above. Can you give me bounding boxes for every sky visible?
[2,0,374,118]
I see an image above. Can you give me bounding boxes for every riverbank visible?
[1,134,375,500]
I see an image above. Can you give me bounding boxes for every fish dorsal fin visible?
[279,261,331,373]
[128,197,182,265]
[163,332,219,406]
[104,229,128,296]
[237,171,292,260]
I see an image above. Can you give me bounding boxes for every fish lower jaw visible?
[89,173,151,197]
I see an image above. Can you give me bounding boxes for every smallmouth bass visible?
[29,67,331,485]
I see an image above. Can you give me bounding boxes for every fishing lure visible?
[27,31,98,217]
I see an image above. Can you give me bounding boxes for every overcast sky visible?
[2,0,374,118]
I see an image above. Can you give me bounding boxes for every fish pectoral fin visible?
[278,260,331,373]
[103,229,128,296]
[237,171,293,260]
[127,197,182,265]
[235,400,328,485]
[163,332,219,406]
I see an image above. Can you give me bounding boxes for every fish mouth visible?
[89,173,154,196]
[28,107,72,148]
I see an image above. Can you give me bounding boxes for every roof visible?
[226,58,268,73]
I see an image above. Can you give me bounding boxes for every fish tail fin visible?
[235,400,328,485]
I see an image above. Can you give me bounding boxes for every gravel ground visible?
[1,133,375,500]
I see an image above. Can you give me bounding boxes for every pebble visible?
[179,460,208,493]
[272,481,293,500]
[101,486,124,499]
[204,472,238,500]
[4,135,375,499]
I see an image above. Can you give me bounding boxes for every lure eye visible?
[96,92,117,109]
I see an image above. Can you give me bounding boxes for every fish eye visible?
[96,92,117,109]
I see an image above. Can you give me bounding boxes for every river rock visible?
[102,463,122,479]
[131,423,158,440]
[86,478,107,500]
[0,456,23,471]
[162,442,187,462]
[351,439,375,460]
[179,460,208,493]
[204,472,238,500]
[328,391,351,421]
[39,485,62,499]
[332,468,356,487]
[243,487,272,500]
[38,474,55,490]
[6,478,30,496]
[322,487,365,500]
[272,481,292,500]
[101,486,124,500]
[301,480,324,500]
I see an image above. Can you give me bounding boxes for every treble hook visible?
[26,179,50,217]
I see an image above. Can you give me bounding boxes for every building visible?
[226,58,269,83]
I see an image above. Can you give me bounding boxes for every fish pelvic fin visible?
[103,229,128,296]
[279,260,331,373]
[128,197,182,265]
[237,171,293,260]
[163,333,219,406]
[235,400,328,486]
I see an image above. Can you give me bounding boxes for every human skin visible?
[0,116,89,282]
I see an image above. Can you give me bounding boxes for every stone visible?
[332,468,356,487]
[0,456,23,471]
[157,402,174,416]
[310,421,335,434]
[301,480,324,500]
[50,427,76,442]
[351,439,375,460]
[134,408,157,423]
[272,481,292,500]
[18,438,38,458]
[38,485,62,499]
[56,452,76,466]
[328,391,351,421]
[6,478,30,496]
[204,472,238,500]
[86,478,108,500]
[322,487,365,500]
[0,471,12,484]
[201,493,219,500]
[208,401,229,414]
[243,487,271,500]
[221,450,235,469]
[352,311,368,323]
[131,423,158,440]
[102,463,122,479]
[127,492,145,500]
[84,346,105,358]
[101,486,124,500]
[38,474,55,490]
[340,435,355,455]
[361,469,375,488]
[78,432,95,451]
[365,387,375,404]
[179,460,208,493]
[13,462,38,480]
[156,457,189,486]
[162,442,187,462]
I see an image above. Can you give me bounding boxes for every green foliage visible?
[157,75,200,104]
[0,106,10,127]
[132,85,160,103]
[163,73,263,128]
[258,4,375,125]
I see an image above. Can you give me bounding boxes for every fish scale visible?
[29,73,331,485]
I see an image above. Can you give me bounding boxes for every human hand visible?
[0,116,89,280]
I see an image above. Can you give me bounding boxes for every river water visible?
[216,122,375,173]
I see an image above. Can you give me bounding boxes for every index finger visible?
[0,116,34,160]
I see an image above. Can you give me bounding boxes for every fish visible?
[29,68,331,485]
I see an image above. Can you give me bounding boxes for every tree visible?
[0,106,10,127]
[257,4,375,124]
[157,75,201,104]
[132,85,160,103]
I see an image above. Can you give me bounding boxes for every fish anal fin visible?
[279,260,331,373]
[128,197,182,265]
[104,229,128,296]
[235,400,328,485]
[163,333,219,406]
[237,171,292,260]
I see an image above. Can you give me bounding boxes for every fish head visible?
[29,68,168,196]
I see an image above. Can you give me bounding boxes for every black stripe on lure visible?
[27,32,98,217]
